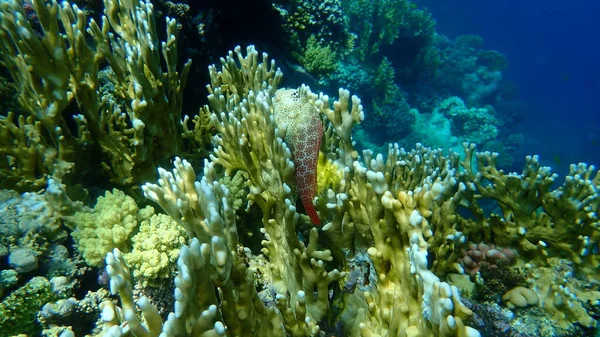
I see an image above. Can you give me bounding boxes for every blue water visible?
[415,0,600,175]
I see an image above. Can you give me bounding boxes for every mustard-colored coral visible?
[316,151,344,194]
[124,213,187,285]
[71,189,153,267]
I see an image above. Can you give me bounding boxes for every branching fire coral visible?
[0,0,191,190]
[104,45,598,336]
[102,45,481,337]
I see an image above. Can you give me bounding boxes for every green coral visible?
[373,57,399,104]
[342,0,435,61]
[274,0,350,53]
[298,35,338,78]
[0,277,60,337]
[218,171,249,212]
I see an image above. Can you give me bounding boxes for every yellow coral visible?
[124,214,187,285]
[71,189,153,266]
[316,151,343,194]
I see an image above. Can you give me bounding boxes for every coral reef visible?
[436,97,500,147]
[431,35,506,106]
[0,0,598,336]
[274,0,349,52]
[99,45,480,337]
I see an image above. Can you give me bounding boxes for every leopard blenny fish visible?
[273,88,322,225]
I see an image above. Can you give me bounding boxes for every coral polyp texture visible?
[0,0,599,336]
